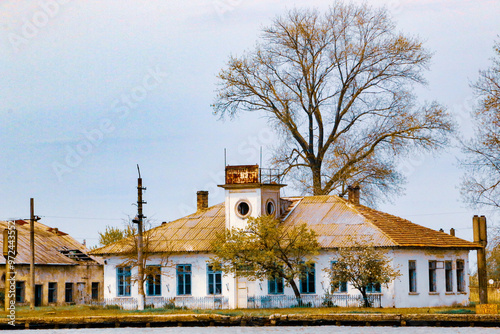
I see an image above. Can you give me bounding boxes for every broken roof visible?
[0,220,102,265]
[91,195,480,256]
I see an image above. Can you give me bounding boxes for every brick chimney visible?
[197,191,209,211]
[347,185,360,205]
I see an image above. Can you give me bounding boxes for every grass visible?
[0,304,479,319]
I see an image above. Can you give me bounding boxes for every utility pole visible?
[30,198,35,310]
[473,215,488,304]
[134,165,146,310]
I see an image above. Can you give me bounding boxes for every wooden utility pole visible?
[30,198,35,310]
[136,165,146,310]
[473,215,488,304]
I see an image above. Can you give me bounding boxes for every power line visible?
[40,216,122,221]
[402,209,499,218]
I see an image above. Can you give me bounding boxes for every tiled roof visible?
[92,204,225,255]
[91,195,480,255]
[0,220,102,265]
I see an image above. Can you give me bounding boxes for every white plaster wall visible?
[102,248,471,308]
[225,188,261,230]
[391,249,470,308]
[260,187,281,219]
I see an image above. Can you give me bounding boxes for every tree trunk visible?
[360,288,371,308]
[311,163,324,195]
[288,279,302,305]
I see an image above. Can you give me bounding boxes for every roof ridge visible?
[335,197,402,247]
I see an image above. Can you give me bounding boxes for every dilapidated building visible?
[92,165,480,309]
[0,220,103,306]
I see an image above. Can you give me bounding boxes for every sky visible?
[0,0,499,249]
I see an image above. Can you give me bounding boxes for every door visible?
[237,281,247,308]
[35,284,43,307]
[76,282,86,304]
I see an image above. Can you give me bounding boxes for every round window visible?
[236,200,251,218]
[266,200,275,215]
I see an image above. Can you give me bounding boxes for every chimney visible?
[347,185,360,205]
[449,228,455,236]
[197,191,209,211]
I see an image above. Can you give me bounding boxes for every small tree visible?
[210,215,320,301]
[326,238,400,307]
[95,220,173,302]
[97,225,136,247]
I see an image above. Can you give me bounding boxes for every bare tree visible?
[213,3,454,203]
[95,220,174,303]
[326,237,400,307]
[460,40,500,208]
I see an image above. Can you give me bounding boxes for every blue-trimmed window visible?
[268,275,284,294]
[445,261,453,292]
[456,260,465,292]
[366,282,381,293]
[146,266,161,296]
[300,263,315,294]
[429,260,437,292]
[177,264,192,295]
[207,265,222,295]
[117,266,131,296]
[330,261,348,293]
[409,260,417,293]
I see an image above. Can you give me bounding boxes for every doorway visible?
[236,281,247,308]
[35,284,43,307]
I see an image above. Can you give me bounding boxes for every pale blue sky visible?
[1,0,499,247]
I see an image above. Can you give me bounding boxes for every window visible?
[235,200,251,218]
[177,264,192,295]
[117,266,131,297]
[266,200,275,215]
[429,261,437,292]
[48,282,57,303]
[330,261,347,293]
[146,266,162,296]
[91,282,99,300]
[65,283,74,303]
[268,275,284,295]
[457,260,465,292]
[15,281,25,303]
[300,263,315,294]
[409,260,417,293]
[366,283,381,293]
[207,265,222,295]
[445,261,453,292]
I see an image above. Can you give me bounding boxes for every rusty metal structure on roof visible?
[225,165,259,184]
[92,194,480,256]
[224,165,282,185]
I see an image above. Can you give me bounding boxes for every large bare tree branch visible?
[213,3,454,202]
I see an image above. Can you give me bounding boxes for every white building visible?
[92,165,479,309]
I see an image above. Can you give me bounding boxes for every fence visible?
[96,296,230,310]
[97,294,381,310]
[247,294,381,309]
